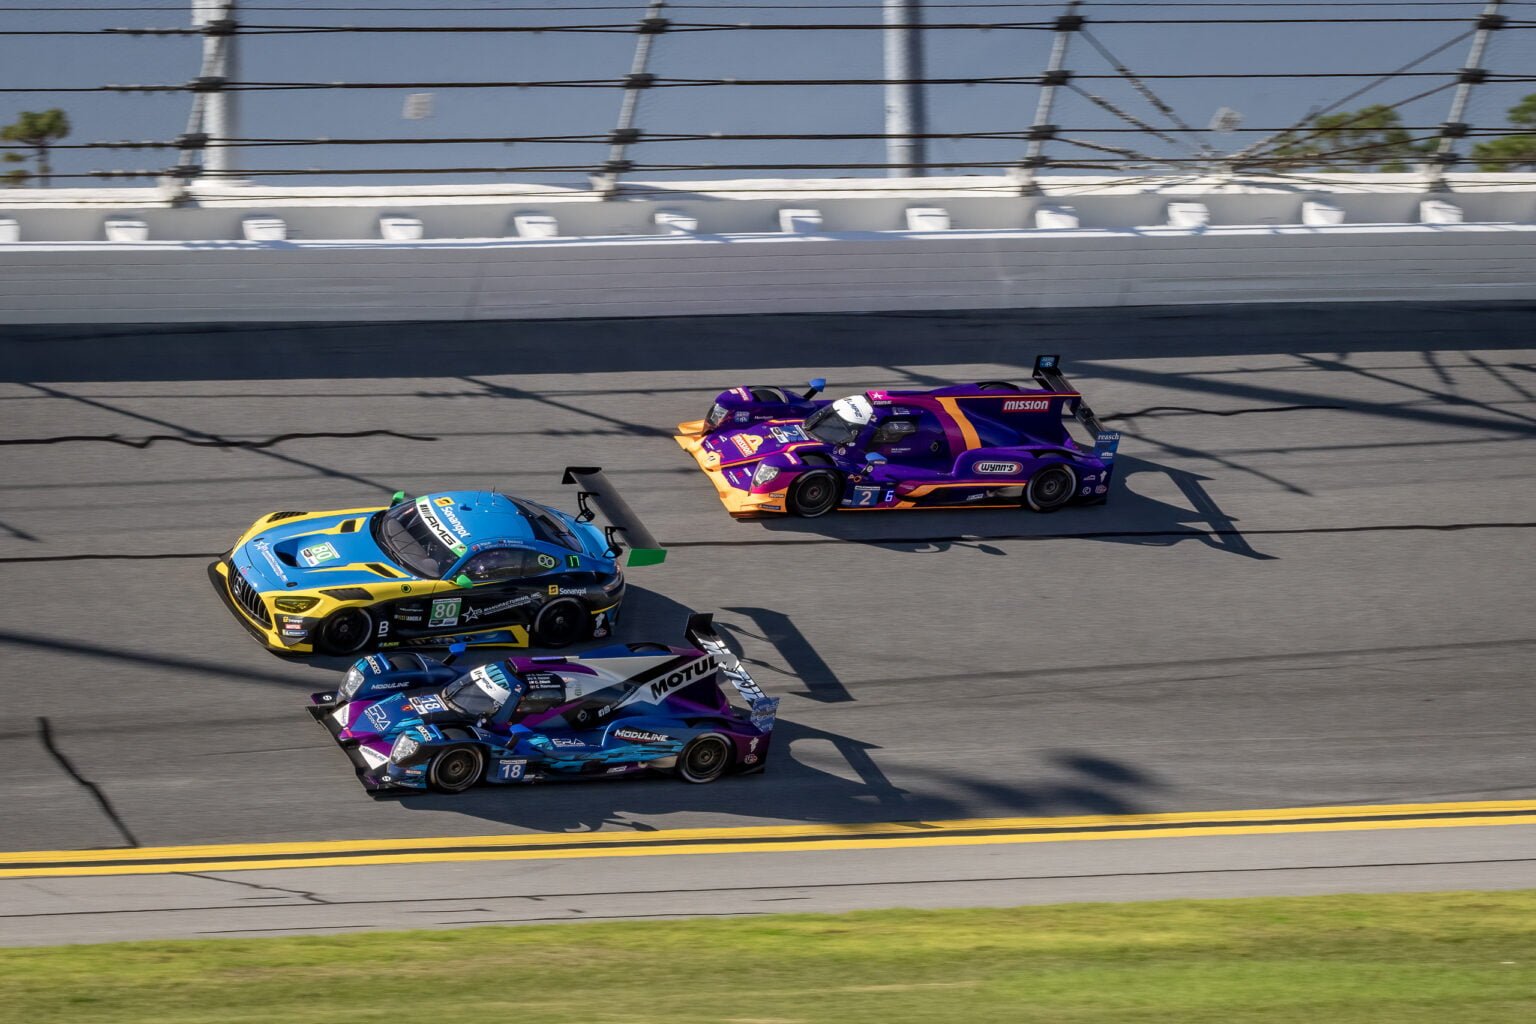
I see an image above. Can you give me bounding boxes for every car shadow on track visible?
[729,451,1274,560]
[391,725,1167,834]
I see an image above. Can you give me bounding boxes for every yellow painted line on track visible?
[3,800,1533,879]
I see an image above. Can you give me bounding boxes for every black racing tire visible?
[676,734,732,784]
[532,598,588,648]
[316,607,374,656]
[427,746,485,793]
[788,469,841,518]
[1025,464,1077,513]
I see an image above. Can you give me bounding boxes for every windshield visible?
[374,503,457,579]
[804,404,863,446]
[442,665,516,716]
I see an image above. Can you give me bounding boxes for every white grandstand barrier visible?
[241,216,288,241]
[1301,201,1347,227]
[654,209,700,234]
[778,208,824,233]
[512,213,560,239]
[0,218,17,243]
[1420,199,1465,225]
[102,216,149,242]
[379,215,425,241]
[1,223,1533,324]
[904,207,951,231]
[1166,203,1211,229]
[1034,205,1081,229]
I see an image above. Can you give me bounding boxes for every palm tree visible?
[1,109,71,186]
[1472,94,1536,172]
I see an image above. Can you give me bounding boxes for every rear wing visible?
[1032,354,1121,463]
[562,466,666,567]
[686,613,779,732]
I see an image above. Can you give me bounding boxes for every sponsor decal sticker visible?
[613,727,670,744]
[731,433,765,457]
[551,737,586,748]
[363,705,391,730]
[299,541,340,567]
[429,597,462,628]
[434,496,454,507]
[1081,486,1092,496]
[975,461,1023,475]
[1002,399,1051,412]
[734,410,751,423]
[536,553,557,570]
[547,585,587,597]
[642,656,714,703]
[409,694,447,714]
[606,765,630,774]
[1095,484,1108,494]
[463,595,533,623]
[252,538,287,580]
[414,497,469,556]
[744,754,759,765]
[769,424,809,444]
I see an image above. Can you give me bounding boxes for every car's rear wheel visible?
[676,735,731,784]
[788,469,841,518]
[532,598,587,648]
[1026,465,1077,513]
[316,608,373,656]
[428,746,484,793]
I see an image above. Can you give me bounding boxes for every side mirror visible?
[390,490,407,507]
[803,377,826,399]
[865,452,888,467]
[452,573,474,590]
[443,641,468,666]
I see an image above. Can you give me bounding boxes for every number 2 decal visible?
[853,485,881,507]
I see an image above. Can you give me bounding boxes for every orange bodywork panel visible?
[674,421,789,517]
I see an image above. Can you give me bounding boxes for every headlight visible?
[273,596,319,613]
[339,665,364,700]
[752,462,780,489]
[391,734,420,763]
[705,403,727,428]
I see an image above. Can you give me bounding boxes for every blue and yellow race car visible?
[210,468,662,656]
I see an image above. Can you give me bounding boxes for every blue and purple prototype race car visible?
[309,614,779,794]
[676,354,1120,517]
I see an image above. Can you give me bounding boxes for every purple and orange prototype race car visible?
[675,354,1121,517]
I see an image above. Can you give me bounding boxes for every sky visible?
[0,0,1532,187]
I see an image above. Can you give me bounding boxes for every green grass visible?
[3,891,1534,1023]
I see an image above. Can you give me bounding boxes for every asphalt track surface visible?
[1,301,1534,943]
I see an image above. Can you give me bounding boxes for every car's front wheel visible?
[428,746,485,793]
[316,607,373,656]
[676,734,732,784]
[788,469,841,518]
[1025,465,1077,513]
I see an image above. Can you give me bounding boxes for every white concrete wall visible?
[2,223,1532,325]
